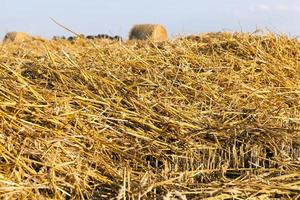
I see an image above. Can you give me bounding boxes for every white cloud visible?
[251,4,295,12]
[256,4,271,12]
[274,5,289,11]
[294,5,300,12]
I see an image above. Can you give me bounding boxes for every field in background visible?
[0,32,300,199]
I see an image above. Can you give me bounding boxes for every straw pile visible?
[0,32,299,199]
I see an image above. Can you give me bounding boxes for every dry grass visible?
[0,32,299,199]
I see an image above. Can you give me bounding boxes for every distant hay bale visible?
[129,24,168,42]
[3,32,46,43]
[3,32,31,43]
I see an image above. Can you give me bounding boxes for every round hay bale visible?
[3,32,31,43]
[129,24,168,42]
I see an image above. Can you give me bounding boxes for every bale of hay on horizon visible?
[129,24,168,42]
[3,32,31,43]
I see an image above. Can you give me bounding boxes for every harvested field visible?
[0,32,300,199]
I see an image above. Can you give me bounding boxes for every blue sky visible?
[0,0,299,39]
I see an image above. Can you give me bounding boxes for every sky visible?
[0,0,299,40]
